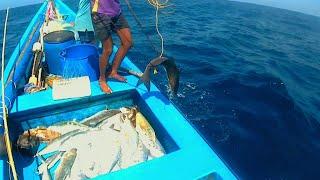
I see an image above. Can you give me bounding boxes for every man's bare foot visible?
[109,72,127,82]
[99,79,112,94]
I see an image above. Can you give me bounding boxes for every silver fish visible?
[38,156,52,180]
[118,113,143,169]
[67,129,121,179]
[47,151,64,169]
[136,124,165,158]
[36,129,83,156]
[81,109,121,127]
[87,130,121,177]
[96,113,122,131]
[48,121,89,135]
[55,148,77,180]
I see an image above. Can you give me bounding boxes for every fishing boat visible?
[0,0,236,179]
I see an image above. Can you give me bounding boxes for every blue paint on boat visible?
[0,0,236,179]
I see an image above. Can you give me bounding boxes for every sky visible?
[232,0,320,17]
[1,0,320,17]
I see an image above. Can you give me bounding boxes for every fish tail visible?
[136,67,151,91]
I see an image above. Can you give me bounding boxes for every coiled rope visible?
[1,8,18,180]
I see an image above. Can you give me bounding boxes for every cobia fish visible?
[55,148,77,180]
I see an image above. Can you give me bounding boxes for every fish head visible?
[120,107,137,127]
[17,135,39,149]
[120,107,131,114]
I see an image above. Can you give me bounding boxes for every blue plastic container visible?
[44,30,75,75]
[59,44,99,81]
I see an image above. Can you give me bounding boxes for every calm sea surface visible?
[1,0,320,179]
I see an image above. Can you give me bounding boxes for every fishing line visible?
[1,8,18,180]
[155,5,163,57]
[123,0,172,57]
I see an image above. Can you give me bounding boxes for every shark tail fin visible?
[136,66,151,91]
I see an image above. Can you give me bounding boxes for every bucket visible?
[59,44,99,81]
[44,30,75,75]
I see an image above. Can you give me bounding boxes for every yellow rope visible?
[1,8,18,180]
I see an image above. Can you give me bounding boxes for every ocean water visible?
[1,0,320,179]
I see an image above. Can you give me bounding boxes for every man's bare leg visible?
[99,37,113,93]
[109,28,132,82]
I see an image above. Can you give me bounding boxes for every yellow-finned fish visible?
[136,112,156,143]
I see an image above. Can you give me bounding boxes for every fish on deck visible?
[18,128,61,142]
[38,156,52,180]
[67,128,122,179]
[80,109,121,127]
[36,129,82,156]
[55,148,77,180]
[48,120,89,135]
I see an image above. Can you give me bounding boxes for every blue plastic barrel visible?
[44,30,75,75]
[59,44,99,81]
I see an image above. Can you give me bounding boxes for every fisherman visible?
[91,0,133,93]
[74,0,95,43]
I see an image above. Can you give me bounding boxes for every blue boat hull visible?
[0,1,236,179]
